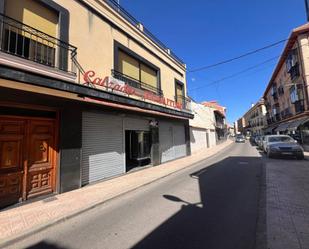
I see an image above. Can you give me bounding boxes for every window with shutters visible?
[116,48,160,94]
[3,0,58,67]
[175,81,184,106]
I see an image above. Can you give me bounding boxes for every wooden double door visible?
[0,116,57,208]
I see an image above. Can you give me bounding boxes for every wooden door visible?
[0,119,25,208]
[26,120,55,199]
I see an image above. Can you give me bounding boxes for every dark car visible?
[266,135,304,159]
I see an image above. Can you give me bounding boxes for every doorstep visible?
[0,139,233,247]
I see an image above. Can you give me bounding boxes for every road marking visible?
[239,161,249,165]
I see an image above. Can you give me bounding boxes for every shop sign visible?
[83,70,182,109]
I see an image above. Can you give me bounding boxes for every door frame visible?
[0,102,60,200]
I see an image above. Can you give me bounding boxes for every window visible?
[175,81,184,105]
[3,0,58,67]
[286,49,298,72]
[290,85,304,104]
[118,50,140,81]
[117,49,159,92]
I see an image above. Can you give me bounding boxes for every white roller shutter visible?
[159,121,186,163]
[82,112,124,185]
[190,128,207,153]
[124,117,149,131]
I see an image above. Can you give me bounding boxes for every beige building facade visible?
[243,100,267,136]
[263,23,309,150]
[0,0,193,208]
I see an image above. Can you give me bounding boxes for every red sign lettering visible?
[83,70,183,109]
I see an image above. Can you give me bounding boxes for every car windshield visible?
[236,135,244,139]
[268,136,294,143]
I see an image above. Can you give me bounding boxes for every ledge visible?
[0,65,193,119]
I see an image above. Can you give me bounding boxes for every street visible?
[6,141,262,249]
[4,141,309,249]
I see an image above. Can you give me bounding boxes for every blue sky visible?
[119,0,306,123]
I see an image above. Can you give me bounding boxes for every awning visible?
[264,126,277,134]
[287,117,309,131]
[275,122,291,132]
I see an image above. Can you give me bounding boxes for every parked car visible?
[235,134,245,143]
[250,135,256,144]
[254,135,261,146]
[263,135,304,159]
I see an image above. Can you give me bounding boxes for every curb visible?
[0,141,233,248]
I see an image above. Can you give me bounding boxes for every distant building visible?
[189,101,217,153]
[237,117,246,134]
[243,100,267,135]
[202,101,227,143]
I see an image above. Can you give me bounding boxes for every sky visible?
[119,0,306,124]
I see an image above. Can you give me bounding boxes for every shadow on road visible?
[131,156,265,249]
[25,241,69,249]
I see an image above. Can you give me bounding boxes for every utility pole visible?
[305,0,309,22]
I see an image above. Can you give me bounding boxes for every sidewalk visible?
[260,152,309,249]
[0,140,233,246]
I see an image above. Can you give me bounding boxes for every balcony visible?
[0,13,77,78]
[176,95,192,112]
[272,92,278,101]
[294,100,305,114]
[112,69,163,96]
[289,63,300,81]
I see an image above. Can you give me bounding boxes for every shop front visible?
[81,112,153,185]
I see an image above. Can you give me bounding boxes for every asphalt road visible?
[6,141,263,249]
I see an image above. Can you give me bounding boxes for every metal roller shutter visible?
[82,112,124,185]
[190,128,207,153]
[173,123,186,159]
[159,121,187,163]
[124,117,149,131]
[159,121,175,163]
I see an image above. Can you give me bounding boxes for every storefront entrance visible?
[125,130,151,171]
[0,116,57,208]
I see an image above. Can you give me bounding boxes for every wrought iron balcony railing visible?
[294,100,305,114]
[289,63,300,81]
[175,95,191,111]
[112,69,163,96]
[0,13,77,74]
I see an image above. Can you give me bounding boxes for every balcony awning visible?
[275,122,291,132]
[287,117,309,131]
[264,125,277,134]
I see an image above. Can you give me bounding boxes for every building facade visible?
[263,23,309,150]
[237,117,246,134]
[202,101,227,143]
[243,100,267,136]
[0,0,193,208]
[189,101,217,153]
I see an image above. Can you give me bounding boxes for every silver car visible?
[235,134,245,143]
[264,135,304,159]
